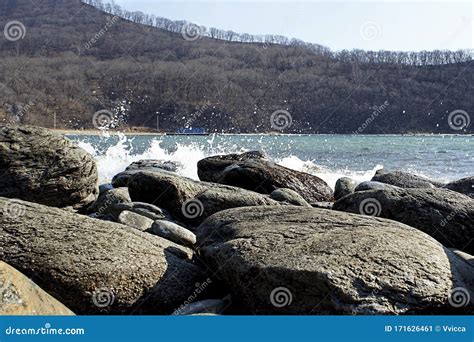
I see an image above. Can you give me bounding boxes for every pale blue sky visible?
[113,0,473,51]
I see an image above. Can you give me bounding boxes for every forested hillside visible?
[0,0,472,133]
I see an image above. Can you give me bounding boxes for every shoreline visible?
[55,129,473,137]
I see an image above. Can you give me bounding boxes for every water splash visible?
[276,155,382,189]
[75,133,380,189]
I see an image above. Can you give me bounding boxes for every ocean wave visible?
[75,133,381,189]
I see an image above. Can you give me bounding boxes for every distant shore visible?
[55,129,166,136]
[54,129,473,137]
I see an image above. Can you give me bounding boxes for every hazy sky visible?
[113,0,473,52]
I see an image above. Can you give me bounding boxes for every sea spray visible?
[74,134,378,188]
[70,134,467,188]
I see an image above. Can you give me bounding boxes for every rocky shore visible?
[1,125,473,315]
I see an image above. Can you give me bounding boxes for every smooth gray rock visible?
[112,160,181,187]
[0,125,98,209]
[334,177,359,200]
[108,202,170,221]
[372,169,442,188]
[444,177,474,199]
[173,299,228,315]
[128,171,279,225]
[355,181,401,192]
[197,206,462,314]
[150,220,196,247]
[0,197,207,315]
[333,188,474,254]
[87,188,130,214]
[197,152,333,202]
[118,210,154,231]
[270,188,311,206]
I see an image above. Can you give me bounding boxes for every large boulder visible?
[197,152,333,202]
[0,197,207,314]
[0,261,74,315]
[0,125,98,209]
[128,171,279,225]
[333,188,474,254]
[197,206,464,314]
[444,177,474,199]
[112,159,181,187]
[371,169,442,189]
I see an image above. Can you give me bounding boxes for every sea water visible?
[68,133,473,189]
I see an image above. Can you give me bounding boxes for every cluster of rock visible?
[1,125,473,316]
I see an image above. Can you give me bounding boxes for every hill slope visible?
[0,0,472,133]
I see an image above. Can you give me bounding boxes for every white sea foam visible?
[75,134,379,189]
[77,134,210,182]
[276,155,381,189]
